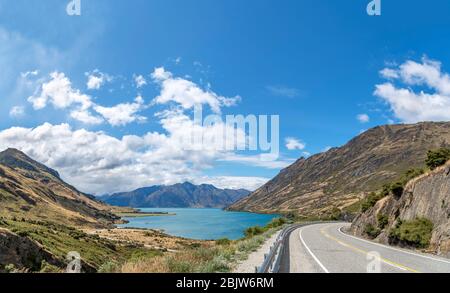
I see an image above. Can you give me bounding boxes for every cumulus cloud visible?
[375,57,450,123]
[285,137,306,150]
[86,70,112,90]
[151,67,240,113]
[28,72,93,110]
[3,68,291,193]
[0,123,271,194]
[357,113,370,123]
[94,96,147,126]
[134,74,147,88]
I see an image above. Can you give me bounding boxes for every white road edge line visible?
[298,227,330,273]
[338,226,450,265]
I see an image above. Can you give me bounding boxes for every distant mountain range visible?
[99,183,250,208]
[229,122,450,217]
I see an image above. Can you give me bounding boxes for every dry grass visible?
[116,227,281,273]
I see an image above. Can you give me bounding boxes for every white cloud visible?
[70,109,103,125]
[193,176,269,191]
[375,57,450,123]
[28,72,150,126]
[285,137,306,150]
[93,96,147,126]
[151,67,240,113]
[380,68,399,79]
[85,70,113,90]
[357,113,370,123]
[0,123,275,194]
[9,106,25,118]
[3,68,292,193]
[134,74,147,88]
[28,72,93,110]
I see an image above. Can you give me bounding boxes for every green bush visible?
[364,224,381,239]
[389,218,434,248]
[244,226,265,238]
[266,217,287,228]
[40,260,61,273]
[361,192,384,212]
[426,148,450,170]
[377,213,389,229]
[216,238,231,246]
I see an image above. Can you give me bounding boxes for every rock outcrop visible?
[0,228,62,272]
[351,162,450,257]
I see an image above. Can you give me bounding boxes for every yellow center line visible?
[320,227,420,273]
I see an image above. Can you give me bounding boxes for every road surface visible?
[280,222,450,273]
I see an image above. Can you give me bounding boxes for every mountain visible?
[229,122,450,216]
[100,182,250,208]
[0,148,120,228]
[351,161,450,258]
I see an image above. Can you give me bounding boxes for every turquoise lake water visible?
[119,208,279,240]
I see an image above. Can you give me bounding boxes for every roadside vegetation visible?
[358,148,450,247]
[108,217,288,273]
[425,148,450,170]
[388,218,434,248]
[0,217,162,273]
[359,148,450,214]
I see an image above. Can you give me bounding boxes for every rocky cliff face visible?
[351,162,450,257]
[0,228,62,272]
[229,122,450,216]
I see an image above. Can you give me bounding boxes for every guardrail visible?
[256,221,338,273]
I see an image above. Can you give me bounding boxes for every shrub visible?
[244,226,265,238]
[390,181,404,198]
[389,218,434,248]
[40,260,61,273]
[216,238,231,246]
[426,148,450,170]
[266,218,287,228]
[4,264,16,273]
[329,207,342,220]
[377,213,389,229]
[98,261,119,273]
[364,224,381,239]
[361,192,384,212]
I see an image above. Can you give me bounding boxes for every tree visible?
[425,148,450,170]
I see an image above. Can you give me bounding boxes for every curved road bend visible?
[280,222,450,273]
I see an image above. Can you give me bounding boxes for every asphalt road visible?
[280,222,450,273]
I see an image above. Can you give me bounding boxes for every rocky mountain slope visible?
[351,161,450,257]
[100,182,250,208]
[229,122,450,216]
[0,148,120,228]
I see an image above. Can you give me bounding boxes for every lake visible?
[119,208,279,240]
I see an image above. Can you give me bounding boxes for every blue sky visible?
[1,0,450,194]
